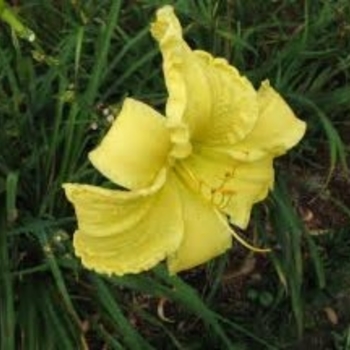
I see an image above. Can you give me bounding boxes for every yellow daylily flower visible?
[63,6,306,276]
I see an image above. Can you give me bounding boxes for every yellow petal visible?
[63,171,183,276]
[230,81,307,161]
[177,148,273,229]
[223,158,274,229]
[167,175,232,274]
[89,98,171,189]
[151,6,258,146]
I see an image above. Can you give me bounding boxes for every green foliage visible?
[1,0,350,349]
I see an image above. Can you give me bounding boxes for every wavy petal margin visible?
[151,6,257,146]
[230,81,307,161]
[63,171,184,276]
[222,157,274,229]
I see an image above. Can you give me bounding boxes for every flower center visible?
[173,161,271,254]
[175,161,235,210]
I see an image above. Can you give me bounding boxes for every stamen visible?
[230,229,271,253]
[176,162,236,210]
[175,162,271,254]
[212,191,226,208]
[209,169,237,209]
[175,162,201,190]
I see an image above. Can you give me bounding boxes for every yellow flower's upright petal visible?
[89,98,171,189]
[230,81,307,161]
[167,175,232,274]
[151,6,258,146]
[190,51,258,146]
[63,171,183,276]
[178,148,274,229]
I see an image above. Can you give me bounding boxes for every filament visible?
[230,229,271,253]
[175,162,271,254]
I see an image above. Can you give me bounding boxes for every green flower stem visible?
[0,0,35,41]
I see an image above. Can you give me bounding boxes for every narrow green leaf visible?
[5,171,18,223]
[0,204,15,350]
[91,274,154,350]
[304,234,326,289]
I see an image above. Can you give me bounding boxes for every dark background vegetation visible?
[1,0,350,349]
